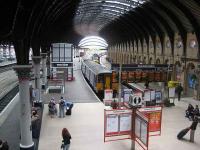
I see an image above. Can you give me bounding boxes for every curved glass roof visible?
[78,36,108,49]
[74,0,148,36]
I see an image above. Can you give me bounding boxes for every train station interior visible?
[0,0,200,150]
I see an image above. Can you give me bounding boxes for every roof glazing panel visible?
[74,0,147,36]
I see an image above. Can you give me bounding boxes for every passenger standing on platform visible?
[0,140,9,150]
[194,105,200,116]
[48,97,57,118]
[59,97,65,118]
[190,116,199,142]
[61,128,71,150]
[176,83,183,101]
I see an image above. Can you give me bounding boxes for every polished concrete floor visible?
[38,98,200,150]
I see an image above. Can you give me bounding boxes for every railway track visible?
[0,84,19,113]
[0,63,16,73]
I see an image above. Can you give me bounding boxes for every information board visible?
[123,89,132,103]
[104,89,113,100]
[169,87,175,97]
[106,114,119,134]
[135,111,149,150]
[155,91,162,103]
[144,90,151,102]
[104,109,132,142]
[141,121,148,145]
[120,114,132,133]
[150,90,155,101]
[138,106,162,136]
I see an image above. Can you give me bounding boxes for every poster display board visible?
[120,114,132,133]
[150,90,155,101]
[138,106,162,136]
[135,111,149,150]
[106,114,119,134]
[143,90,151,102]
[123,89,132,103]
[155,91,162,103]
[103,89,113,106]
[169,87,175,98]
[104,89,113,100]
[104,108,132,142]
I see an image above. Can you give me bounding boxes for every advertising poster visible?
[144,90,151,102]
[140,121,148,145]
[149,112,161,132]
[123,89,132,103]
[104,89,113,100]
[188,74,195,89]
[155,91,162,103]
[169,87,175,97]
[135,117,141,138]
[150,90,155,100]
[106,114,119,134]
[120,114,132,132]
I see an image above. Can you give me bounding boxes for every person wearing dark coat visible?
[0,140,9,150]
[190,116,199,142]
[61,128,71,150]
[176,84,183,101]
[193,105,199,116]
[185,104,194,119]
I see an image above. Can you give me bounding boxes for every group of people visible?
[48,97,73,118]
[185,104,200,120]
[0,139,9,150]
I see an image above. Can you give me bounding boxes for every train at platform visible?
[81,60,170,99]
[81,59,118,99]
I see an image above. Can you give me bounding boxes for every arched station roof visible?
[0,0,200,63]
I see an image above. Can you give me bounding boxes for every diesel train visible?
[81,59,118,99]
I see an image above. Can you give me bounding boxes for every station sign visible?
[51,63,73,68]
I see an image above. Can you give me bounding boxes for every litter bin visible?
[65,102,73,115]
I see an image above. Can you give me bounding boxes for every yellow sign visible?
[168,81,179,88]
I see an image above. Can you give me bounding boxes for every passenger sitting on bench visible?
[185,104,194,119]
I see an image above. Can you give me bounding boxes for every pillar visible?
[41,53,47,89]
[32,56,42,102]
[13,65,34,150]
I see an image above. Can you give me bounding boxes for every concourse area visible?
[1,0,200,150]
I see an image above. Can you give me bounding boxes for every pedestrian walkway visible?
[38,97,200,150]
[38,59,200,150]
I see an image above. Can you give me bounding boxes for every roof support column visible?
[13,65,34,150]
[32,56,42,103]
[41,53,47,89]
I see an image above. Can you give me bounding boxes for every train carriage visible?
[81,59,113,99]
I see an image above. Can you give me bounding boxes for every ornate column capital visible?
[32,56,42,64]
[13,65,32,81]
[41,53,47,59]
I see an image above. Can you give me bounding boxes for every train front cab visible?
[96,73,112,99]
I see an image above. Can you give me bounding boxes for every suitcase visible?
[177,128,190,140]
[66,109,72,115]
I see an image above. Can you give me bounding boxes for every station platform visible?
[38,98,200,150]
[38,59,200,150]
[0,60,16,67]
[0,58,200,150]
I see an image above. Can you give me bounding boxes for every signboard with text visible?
[138,106,162,136]
[135,111,149,150]
[104,108,132,142]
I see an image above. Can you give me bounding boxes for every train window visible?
[97,75,104,83]
[112,72,118,82]
[121,71,127,81]
[128,71,135,82]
